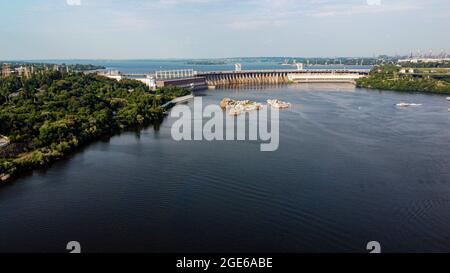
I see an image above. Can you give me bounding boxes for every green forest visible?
[0,70,188,181]
[356,65,450,94]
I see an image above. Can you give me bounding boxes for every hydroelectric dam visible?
[105,65,371,90]
[197,69,370,87]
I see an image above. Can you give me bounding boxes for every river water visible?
[37,59,372,74]
[1,66,450,252]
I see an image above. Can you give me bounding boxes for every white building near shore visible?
[133,75,157,90]
[98,71,156,90]
[99,70,123,81]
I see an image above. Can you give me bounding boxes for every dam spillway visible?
[118,68,371,90]
[197,69,370,86]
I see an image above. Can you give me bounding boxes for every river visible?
[1,69,450,253]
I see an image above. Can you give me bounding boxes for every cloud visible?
[66,0,82,6]
[223,0,425,30]
[367,0,382,6]
[309,2,420,17]
[228,19,288,30]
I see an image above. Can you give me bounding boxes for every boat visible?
[396,102,422,107]
[446,97,450,101]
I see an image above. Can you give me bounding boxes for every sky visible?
[0,0,449,59]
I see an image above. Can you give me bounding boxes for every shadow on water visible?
[0,119,165,189]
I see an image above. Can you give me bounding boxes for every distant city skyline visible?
[1,0,449,60]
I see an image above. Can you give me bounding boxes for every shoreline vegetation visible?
[0,66,189,183]
[356,64,450,95]
[3,62,105,72]
[2,61,450,183]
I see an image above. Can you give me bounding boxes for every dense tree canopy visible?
[0,70,189,179]
[356,65,450,94]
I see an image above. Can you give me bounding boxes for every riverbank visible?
[0,71,188,184]
[356,65,450,95]
[0,121,164,183]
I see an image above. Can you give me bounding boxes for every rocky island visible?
[267,99,291,109]
[220,98,290,116]
[220,98,263,116]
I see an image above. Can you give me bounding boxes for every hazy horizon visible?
[0,56,399,62]
[1,0,449,60]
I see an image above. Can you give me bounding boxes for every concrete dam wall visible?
[197,70,369,87]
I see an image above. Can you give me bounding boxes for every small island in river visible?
[220,98,290,116]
